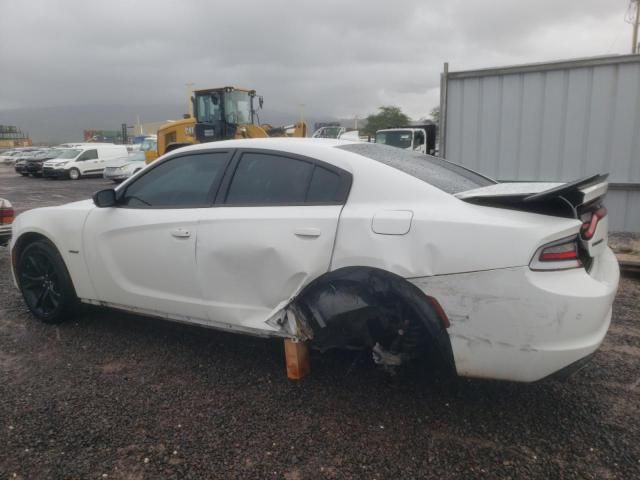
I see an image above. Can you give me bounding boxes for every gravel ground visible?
[1,165,639,479]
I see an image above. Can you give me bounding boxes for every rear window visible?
[225,153,312,205]
[306,166,342,203]
[338,143,495,194]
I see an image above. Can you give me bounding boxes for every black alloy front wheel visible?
[17,240,77,323]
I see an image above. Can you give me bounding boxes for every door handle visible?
[294,227,321,238]
[170,228,191,238]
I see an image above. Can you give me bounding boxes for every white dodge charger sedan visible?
[10,138,619,382]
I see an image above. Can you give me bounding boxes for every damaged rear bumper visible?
[410,247,619,382]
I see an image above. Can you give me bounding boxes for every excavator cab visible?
[149,86,306,164]
[192,86,262,143]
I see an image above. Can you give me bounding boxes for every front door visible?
[83,150,232,321]
[76,149,102,175]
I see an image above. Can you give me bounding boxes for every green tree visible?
[362,106,410,136]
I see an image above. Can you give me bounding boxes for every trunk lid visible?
[456,174,610,262]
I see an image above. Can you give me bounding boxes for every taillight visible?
[581,207,607,240]
[530,236,582,271]
[0,206,14,225]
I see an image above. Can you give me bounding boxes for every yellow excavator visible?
[145,86,307,163]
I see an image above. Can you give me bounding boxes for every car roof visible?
[170,138,361,171]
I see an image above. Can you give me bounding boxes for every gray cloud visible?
[0,0,631,141]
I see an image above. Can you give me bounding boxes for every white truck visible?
[375,124,437,155]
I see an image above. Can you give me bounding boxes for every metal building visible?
[439,55,640,232]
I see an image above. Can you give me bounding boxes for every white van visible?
[43,145,128,180]
[56,142,115,148]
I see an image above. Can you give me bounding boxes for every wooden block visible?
[284,338,310,380]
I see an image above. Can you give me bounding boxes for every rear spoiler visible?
[522,174,609,206]
[456,174,609,219]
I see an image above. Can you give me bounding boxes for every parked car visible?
[0,198,14,246]
[11,152,38,173]
[0,150,26,164]
[103,151,146,182]
[14,149,61,177]
[13,158,28,175]
[9,139,619,382]
[15,150,43,176]
[42,145,128,179]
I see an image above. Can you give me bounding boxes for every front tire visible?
[68,168,80,180]
[17,240,77,323]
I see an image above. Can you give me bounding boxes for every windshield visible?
[338,143,496,194]
[314,127,343,138]
[223,91,252,124]
[55,149,81,159]
[376,130,413,149]
[140,138,157,152]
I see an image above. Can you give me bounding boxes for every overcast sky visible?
[0,0,635,126]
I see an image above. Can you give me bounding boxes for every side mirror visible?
[93,189,117,208]
[211,94,219,106]
[259,96,264,109]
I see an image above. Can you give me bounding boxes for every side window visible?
[78,149,98,161]
[225,153,313,205]
[121,152,229,208]
[306,166,343,203]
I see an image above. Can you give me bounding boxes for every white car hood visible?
[61,199,95,209]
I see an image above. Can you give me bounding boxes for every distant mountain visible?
[0,104,185,144]
[0,104,351,144]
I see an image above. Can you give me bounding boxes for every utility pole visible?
[632,0,640,54]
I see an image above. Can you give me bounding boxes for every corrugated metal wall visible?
[441,55,640,232]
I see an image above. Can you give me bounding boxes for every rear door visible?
[196,149,351,332]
